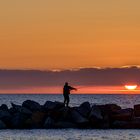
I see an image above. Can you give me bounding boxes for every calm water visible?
[1,129,140,140]
[0,94,140,108]
[0,94,140,140]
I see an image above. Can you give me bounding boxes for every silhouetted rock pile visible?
[0,100,140,129]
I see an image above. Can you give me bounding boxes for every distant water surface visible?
[0,93,140,108]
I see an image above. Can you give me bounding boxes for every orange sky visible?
[0,0,140,70]
[0,1,140,93]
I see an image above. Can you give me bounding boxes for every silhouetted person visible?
[63,82,77,107]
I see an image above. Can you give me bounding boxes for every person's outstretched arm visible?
[69,86,77,91]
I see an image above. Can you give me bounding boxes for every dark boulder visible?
[9,107,17,114]
[22,100,42,112]
[31,111,46,125]
[130,117,140,128]
[89,105,103,120]
[89,105,103,127]
[98,104,122,127]
[112,121,132,129]
[134,104,140,117]
[44,101,64,111]
[111,108,133,122]
[70,109,89,125]
[0,120,6,129]
[97,104,122,124]
[113,117,140,129]
[91,104,121,120]
[55,121,77,128]
[44,117,55,128]
[75,102,91,117]
[49,107,70,121]
[99,104,121,115]
[11,103,32,115]
[0,104,8,111]
[25,111,46,128]
[57,107,70,121]
[10,113,29,129]
[0,110,12,123]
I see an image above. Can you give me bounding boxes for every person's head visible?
[65,82,68,86]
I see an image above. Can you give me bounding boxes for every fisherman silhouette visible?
[63,82,77,107]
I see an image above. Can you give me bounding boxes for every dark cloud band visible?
[0,66,139,89]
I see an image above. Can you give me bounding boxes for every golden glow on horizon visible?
[0,86,140,94]
[0,0,140,69]
[125,85,138,90]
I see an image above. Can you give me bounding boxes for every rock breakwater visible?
[0,100,140,129]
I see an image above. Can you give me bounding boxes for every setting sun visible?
[125,85,138,90]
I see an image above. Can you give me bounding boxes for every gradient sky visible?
[0,1,140,93]
[0,0,140,70]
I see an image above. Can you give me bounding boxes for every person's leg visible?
[66,95,70,107]
[63,95,66,106]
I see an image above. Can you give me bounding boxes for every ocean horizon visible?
[0,93,140,108]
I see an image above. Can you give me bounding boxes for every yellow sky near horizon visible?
[0,0,140,70]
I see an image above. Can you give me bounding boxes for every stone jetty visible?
[0,100,140,129]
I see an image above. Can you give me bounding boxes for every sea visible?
[0,94,140,140]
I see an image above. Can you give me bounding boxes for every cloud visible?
[0,66,140,89]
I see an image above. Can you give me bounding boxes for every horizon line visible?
[0,65,140,72]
